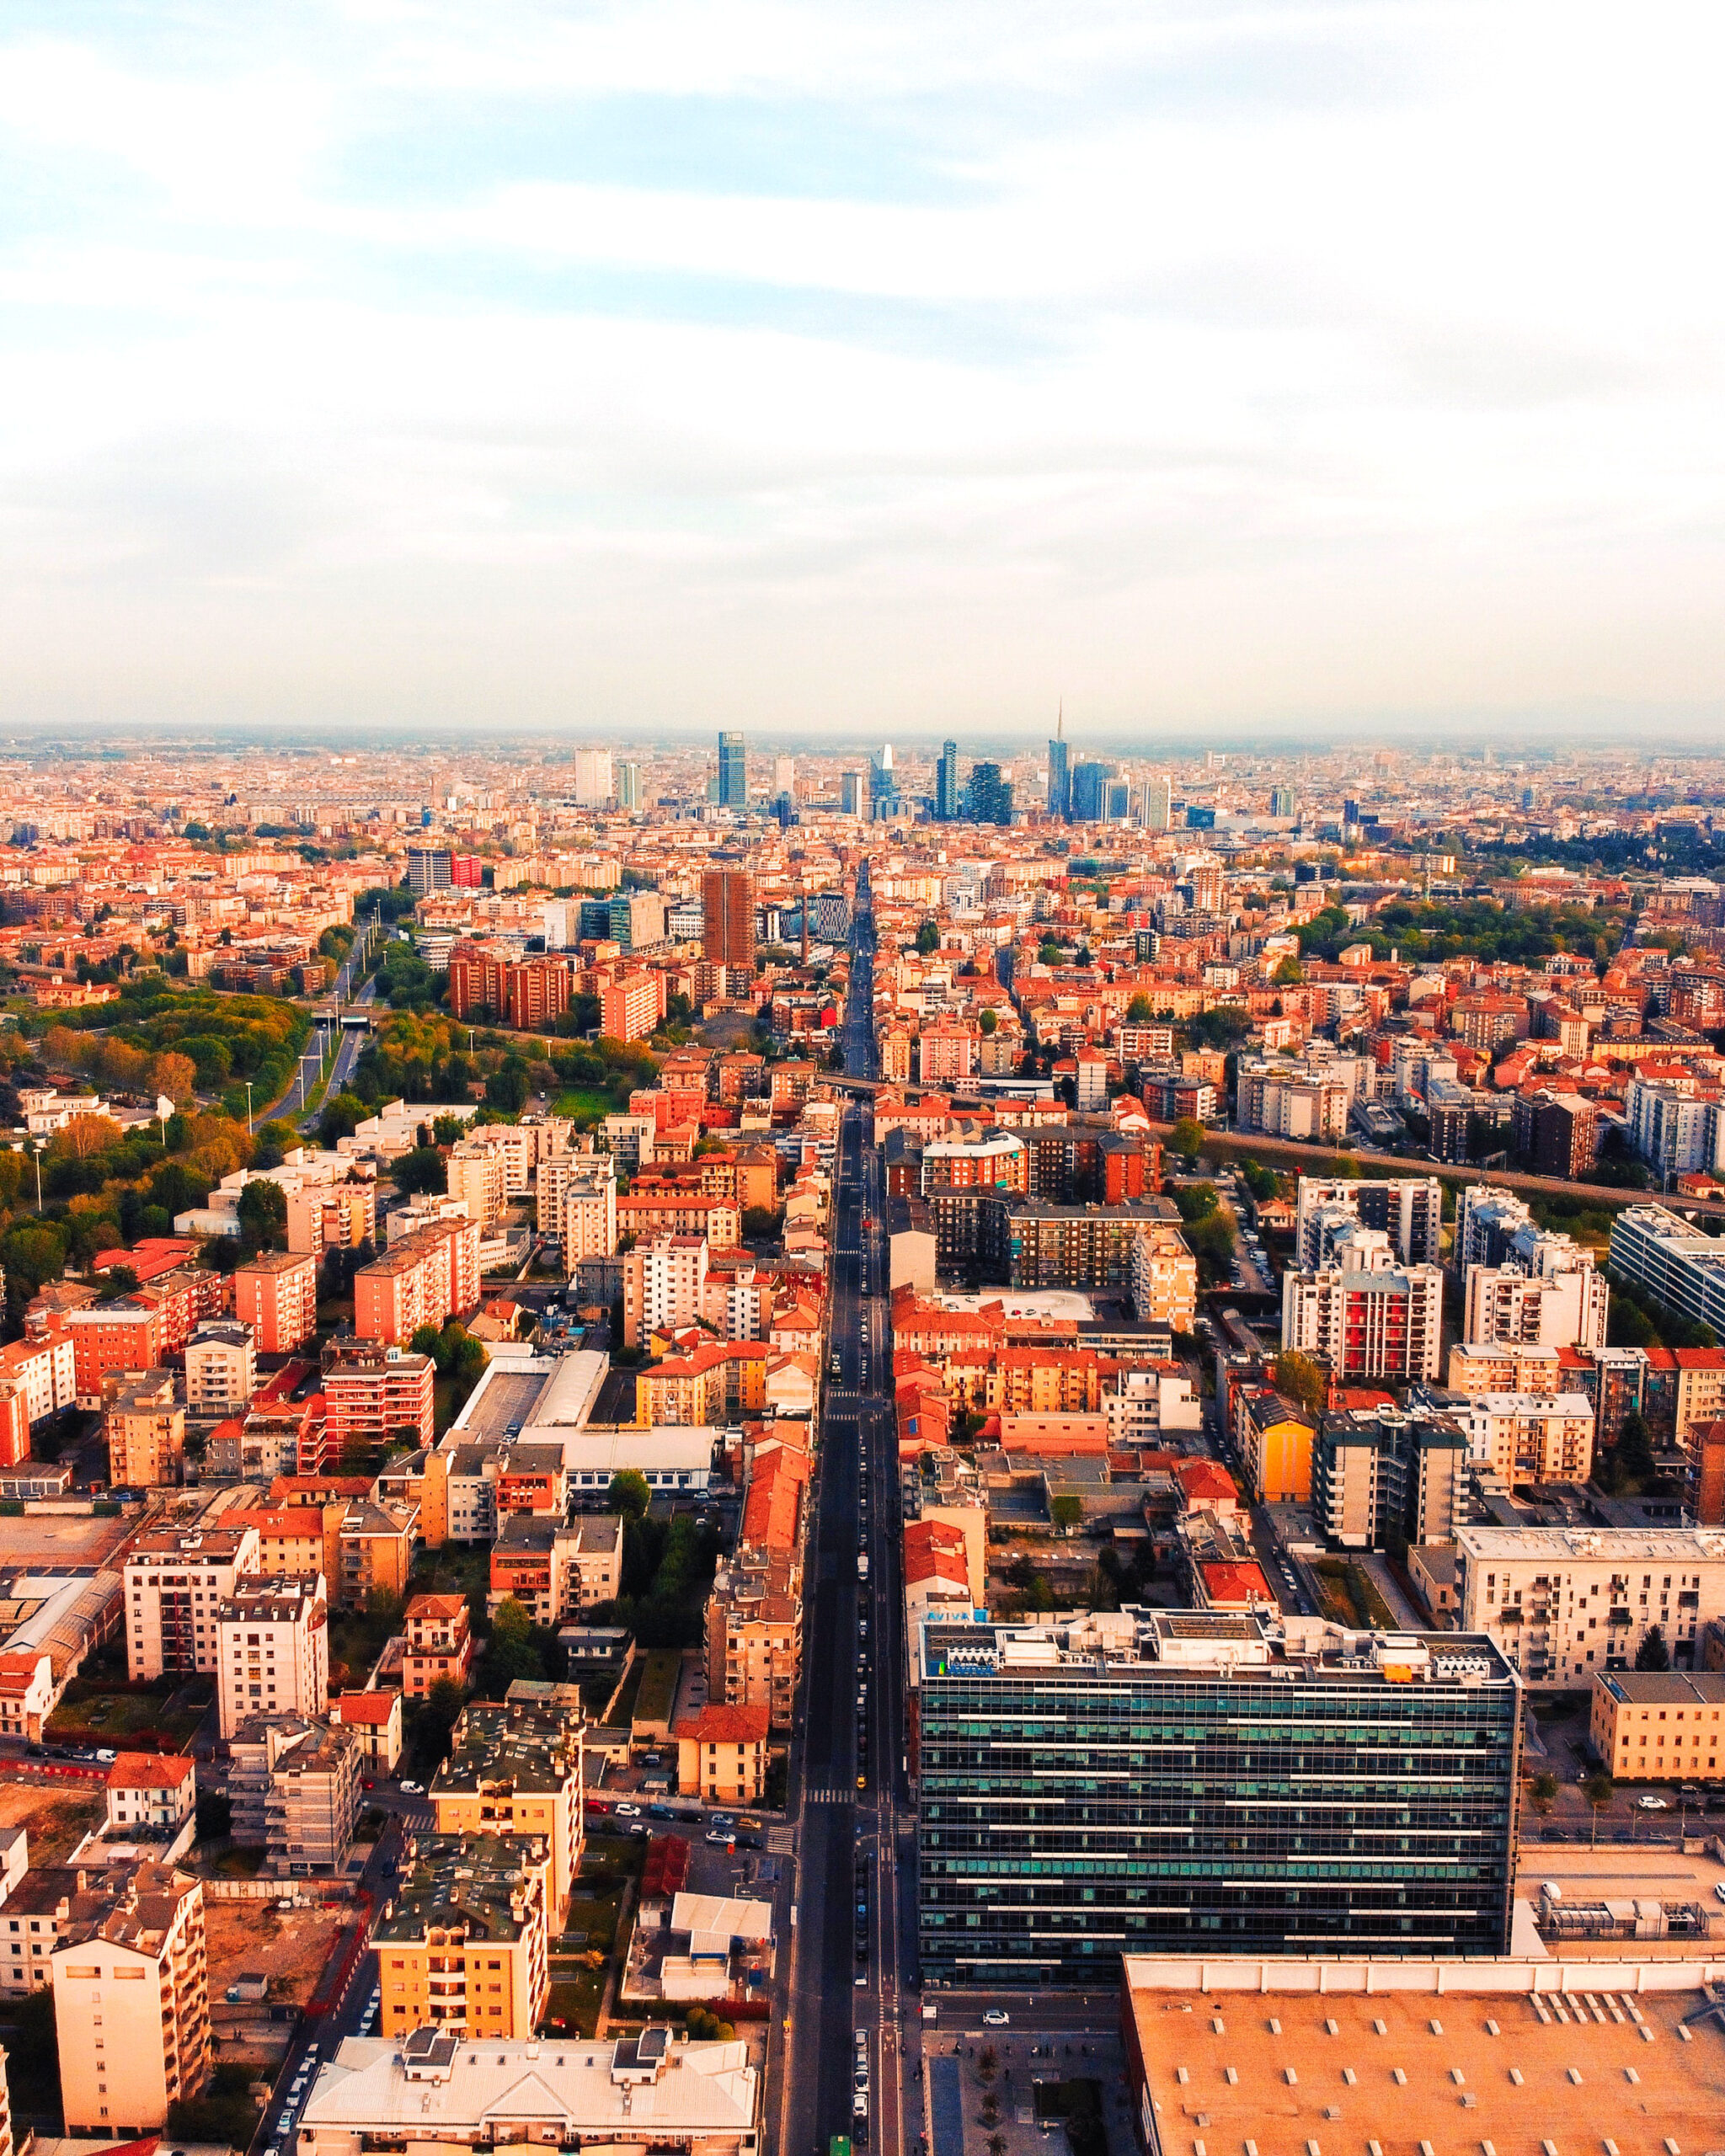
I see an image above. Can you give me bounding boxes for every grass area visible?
[605,1657,645,1729]
[544,1970,607,2036]
[1033,2080,1107,2156]
[558,1882,625,1956]
[553,1088,617,1126]
[632,1649,681,1731]
[0,1781,104,1866]
[48,1678,210,1744]
[1311,1559,1398,1630]
[328,1605,399,1690]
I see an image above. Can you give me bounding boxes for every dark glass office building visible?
[716,729,748,808]
[936,739,959,821]
[917,1609,1519,1988]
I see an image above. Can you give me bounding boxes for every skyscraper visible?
[716,731,748,809]
[1138,774,1172,830]
[570,747,613,806]
[617,761,642,810]
[870,744,897,819]
[1047,726,1070,822]
[965,762,1012,825]
[1070,760,1110,822]
[702,866,756,967]
[1270,783,1297,817]
[839,770,864,817]
[935,739,959,820]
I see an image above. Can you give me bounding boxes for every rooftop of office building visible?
[920,1607,1515,1687]
[1455,1524,1725,1561]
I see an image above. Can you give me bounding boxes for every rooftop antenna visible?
[1057,701,1064,742]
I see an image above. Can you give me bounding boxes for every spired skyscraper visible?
[716,730,748,809]
[1047,712,1071,821]
[935,740,959,821]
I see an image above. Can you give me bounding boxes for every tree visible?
[431,1112,468,1145]
[1274,1350,1327,1420]
[393,1145,447,1196]
[978,1007,997,1034]
[486,1057,531,1113]
[419,1677,467,1769]
[609,1470,651,1520]
[236,1177,288,1253]
[1050,1492,1084,1534]
[740,1205,782,1241]
[1169,1116,1204,1158]
[1530,1770,1558,1817]
[1272,956,1304,985]
[410,1321,449,1371]
[1636,1624,1670,1672]
[149,1049,199,1104]
[1582,1769,1615,1845]
[915,920,939,955]
[1125,991,1153,1022]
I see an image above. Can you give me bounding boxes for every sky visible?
[2,2,1722,744]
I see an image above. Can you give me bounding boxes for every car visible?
[705,1829,734,1847]
[709,1812,735,1828]
[615,1802,643,1818]
[93,1748,116,1764]
[1715,1883,1725,1904]
[982,2009,1011,2027]
[1636,1795,1669,1810]
[399,1780,424,1796]
[737,1832,764,1850]
[647,1803,675,1820]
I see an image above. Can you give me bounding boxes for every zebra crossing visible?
[803,1782,857,1806]
[766,1824,796,1852]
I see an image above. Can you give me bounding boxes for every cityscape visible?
[3,4,1725,2156]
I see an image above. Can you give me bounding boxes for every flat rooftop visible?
[1128,1983,1725,2156]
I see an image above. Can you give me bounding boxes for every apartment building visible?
[600,970,663,1044]
[216,1573,329,1739]
[1463,1258,1609,1353]
[1236,1062,1349,1141]
[0,1653,55,1744]
[1442,1390,1595,1485]
[616,1193,740,1249]
[332,1498,416,1611]
[103,1370,185,1488]
[446,1141,508,1231]
[704,1546,802,1734]
[1001,1199,1183,1292]
[917,1609,1519,1984]
[124,1524,261,1680]
[233,1250,319,1355]
[51,1865,211,2135]
[184,1321,256,1421]
[1445,1342,1562,1394]
[635,1340,767,1426]
[286,1178,377,1258]
[1455,1524,1725,1686]
[402,1593,473,1697]
[65,1299,163,1408]
[702,867,756,968]
[354,1217,480,1345]
[621,1235,708,1348]
[552,1154,617,1264]
[1236,1387,1317,1502]
[1311,1404,1468,1552]
[1127,1225,1197,1331]
[429,1697,585,1924]
[1610,1204,1725,1339]
[0,1326,77,1428]
[1281,1241,1444,1383]
[1514,1089,1599,1179]
[1589,1668,1725,1783]
[321,1345,436,1455]
[374,1833,553,2041]
[328,1689,403,1774]
[1295,1176,1445,1268]
[672,1701,770,1805]
[227,1715,360,1876]
[486,1513,623,1629]
[920,1133,1026,1195]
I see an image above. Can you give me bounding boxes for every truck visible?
[857,1552,869,1581]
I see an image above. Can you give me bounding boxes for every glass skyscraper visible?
[936,739,959,820]
[716,730,748,808]
[917,1609,1519,1988]
[1047,734,1070,820]
[1069,759,1111,822]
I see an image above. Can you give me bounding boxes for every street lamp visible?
[243,1079,254,1134]
[31,1138,45,1213]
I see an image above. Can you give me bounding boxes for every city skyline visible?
[3,4,1722,737]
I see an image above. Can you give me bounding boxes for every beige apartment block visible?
[184,1321,256,1420]
[374,1833,552,2041]
[216,1573,329,1739]
[50,1863,211,2135]
[124,1524,261,1681]
[102,1369,186,1489]
[1589,1668,1725,1780]
[428,1697,585,1925]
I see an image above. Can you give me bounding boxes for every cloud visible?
[0,1,1721,733]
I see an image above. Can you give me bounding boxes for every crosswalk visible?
[804,1783,857,1806]
[767,1825,796,1852]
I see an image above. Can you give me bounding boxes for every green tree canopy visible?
[608,1469,651,1519]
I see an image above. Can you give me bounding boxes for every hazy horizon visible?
[3,3,1722,737]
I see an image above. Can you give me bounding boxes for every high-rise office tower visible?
[570,748,613,805]
[839,771,864,818]
[1047,737,1070,821]
[1070,760,1110,822]
[702,867,756,967]
[917,1609,1519,1986]
[617,761,642,810]
[717,731,748,809]
[965,763,1012,825]
[1270,784,1297,817]
[935,740,959,821]
[1105,780,1130,822]
[870,744,898,819]
[772,755,796,797]
[406,846,451,895]
[1138,774,1172,830]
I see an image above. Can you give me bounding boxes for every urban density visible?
[0,729,1713,2156]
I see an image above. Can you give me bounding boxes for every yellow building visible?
[374,1833,551,2041]
[1238,1388,1316,1503]
[51,1863,210,2136]
[103,1370,185,1489]
[428,1698,584,1926]
[1589,1669,1725,1782]
[672,1701,772,1805]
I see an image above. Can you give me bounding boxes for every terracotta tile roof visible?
[672,1700,771,1744]
[333,1690,398,1725]
[106,1751,194,1788]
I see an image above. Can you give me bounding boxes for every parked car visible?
[399,1780,424,1796]
[1636,1795,1669,1811]
[982,2009,1011,2027]
[614,1802,643,1817]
